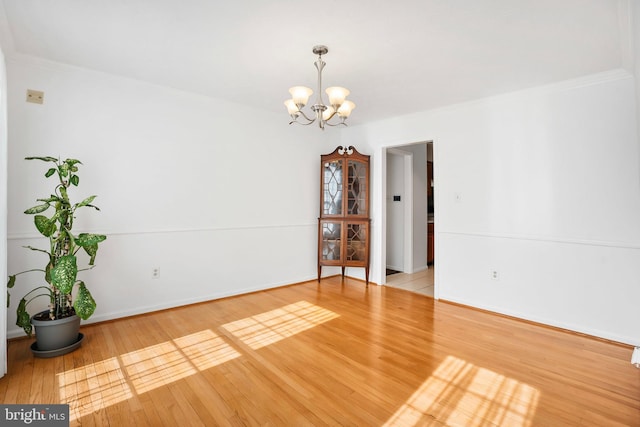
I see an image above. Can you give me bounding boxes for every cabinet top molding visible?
[324,146,369,161]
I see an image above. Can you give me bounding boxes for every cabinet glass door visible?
[347,160,367,216]
[323,160,343,216]
[346,222,367,262]
[321,221,342,261]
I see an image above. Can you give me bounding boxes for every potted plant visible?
[7,156,106,356]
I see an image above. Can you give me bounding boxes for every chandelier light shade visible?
[284,45,355,130]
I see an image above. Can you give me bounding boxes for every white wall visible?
[633,0,640,176]
[386,150,404,271]
[0,44,8,376]
[342,69,640,346]
[403,143,428,272]
[5,54,338,338]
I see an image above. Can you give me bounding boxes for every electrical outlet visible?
[491,270,499,281]
[152,267,160,279]
[26,89,44,104]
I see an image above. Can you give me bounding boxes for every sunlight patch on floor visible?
[120,340,198,394]
[57,302,337,421]
[221,301,340,350]
[383,355,540,427]
[58,356,133,422]
[174,329,241,371]
[57,329,241,420]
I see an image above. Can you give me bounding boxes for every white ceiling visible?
[0,0,631,125]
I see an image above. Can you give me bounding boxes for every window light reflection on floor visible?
[57,356,133,422]
[383,355,540,427]
[173,329,241,371]
[221,301,340,350]
[57,329,241,421]
[120,340,198,394]
[57,302,338,421]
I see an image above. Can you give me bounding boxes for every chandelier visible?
[284,45,355,130]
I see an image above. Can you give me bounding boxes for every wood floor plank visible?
[1,276,639,426]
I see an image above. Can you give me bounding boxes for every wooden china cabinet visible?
[317,146,371,285]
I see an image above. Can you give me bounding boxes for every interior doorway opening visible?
[384,141,435,297]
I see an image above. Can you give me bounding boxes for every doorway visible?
[384,142,435,297]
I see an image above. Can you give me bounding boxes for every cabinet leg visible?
[365,267,369,286]
[318,265,322,282]
[341,266,346,279]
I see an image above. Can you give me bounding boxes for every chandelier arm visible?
[289,119,318,126]
[289,110,317,126]
[296,110,316,123]
[322,109,350,126]
[323,109,339,123]
[322,120,347,127]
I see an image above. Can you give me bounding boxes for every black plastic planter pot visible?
[30,311,82,357]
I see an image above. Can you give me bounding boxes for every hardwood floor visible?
[1,276,639,426]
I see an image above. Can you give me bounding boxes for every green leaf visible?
[45,168,56,178]
[16,298,33,337]
[45,261,53,285]
[60,163,69,177]
[76,233,106,247]
[37,196,60,203]
[76,195,97,208]
[25,156,58,163]
[70,175,79,186]
[6,276,15,308]
[85,244,99,265]
[24,203,50,214]
[50,255,77,295]
[66,159,81,173]
[57,210,68,227]
[73,281,96,320]
[77,234,106,265]
[61,225,76,247]
[34,215,56,237]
